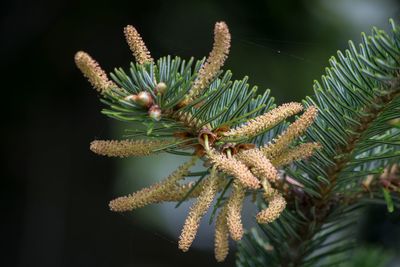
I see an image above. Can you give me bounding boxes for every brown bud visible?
[136,91,153,107]
[148,105,161,121]
[155,82,167,95]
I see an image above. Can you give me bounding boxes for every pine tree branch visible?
[269,37,400,267]
[238,20,400,267]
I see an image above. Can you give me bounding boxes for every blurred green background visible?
[2,0,400,266]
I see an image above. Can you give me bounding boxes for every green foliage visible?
[101,55,277,157]
[237,19,400,267]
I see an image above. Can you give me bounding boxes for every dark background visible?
[2,0,400,266]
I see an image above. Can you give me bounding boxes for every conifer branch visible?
[237,19,400,267]
[76,21,321,262]
[75,19,400,265]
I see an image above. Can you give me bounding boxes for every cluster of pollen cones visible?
[75,21,320,262]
